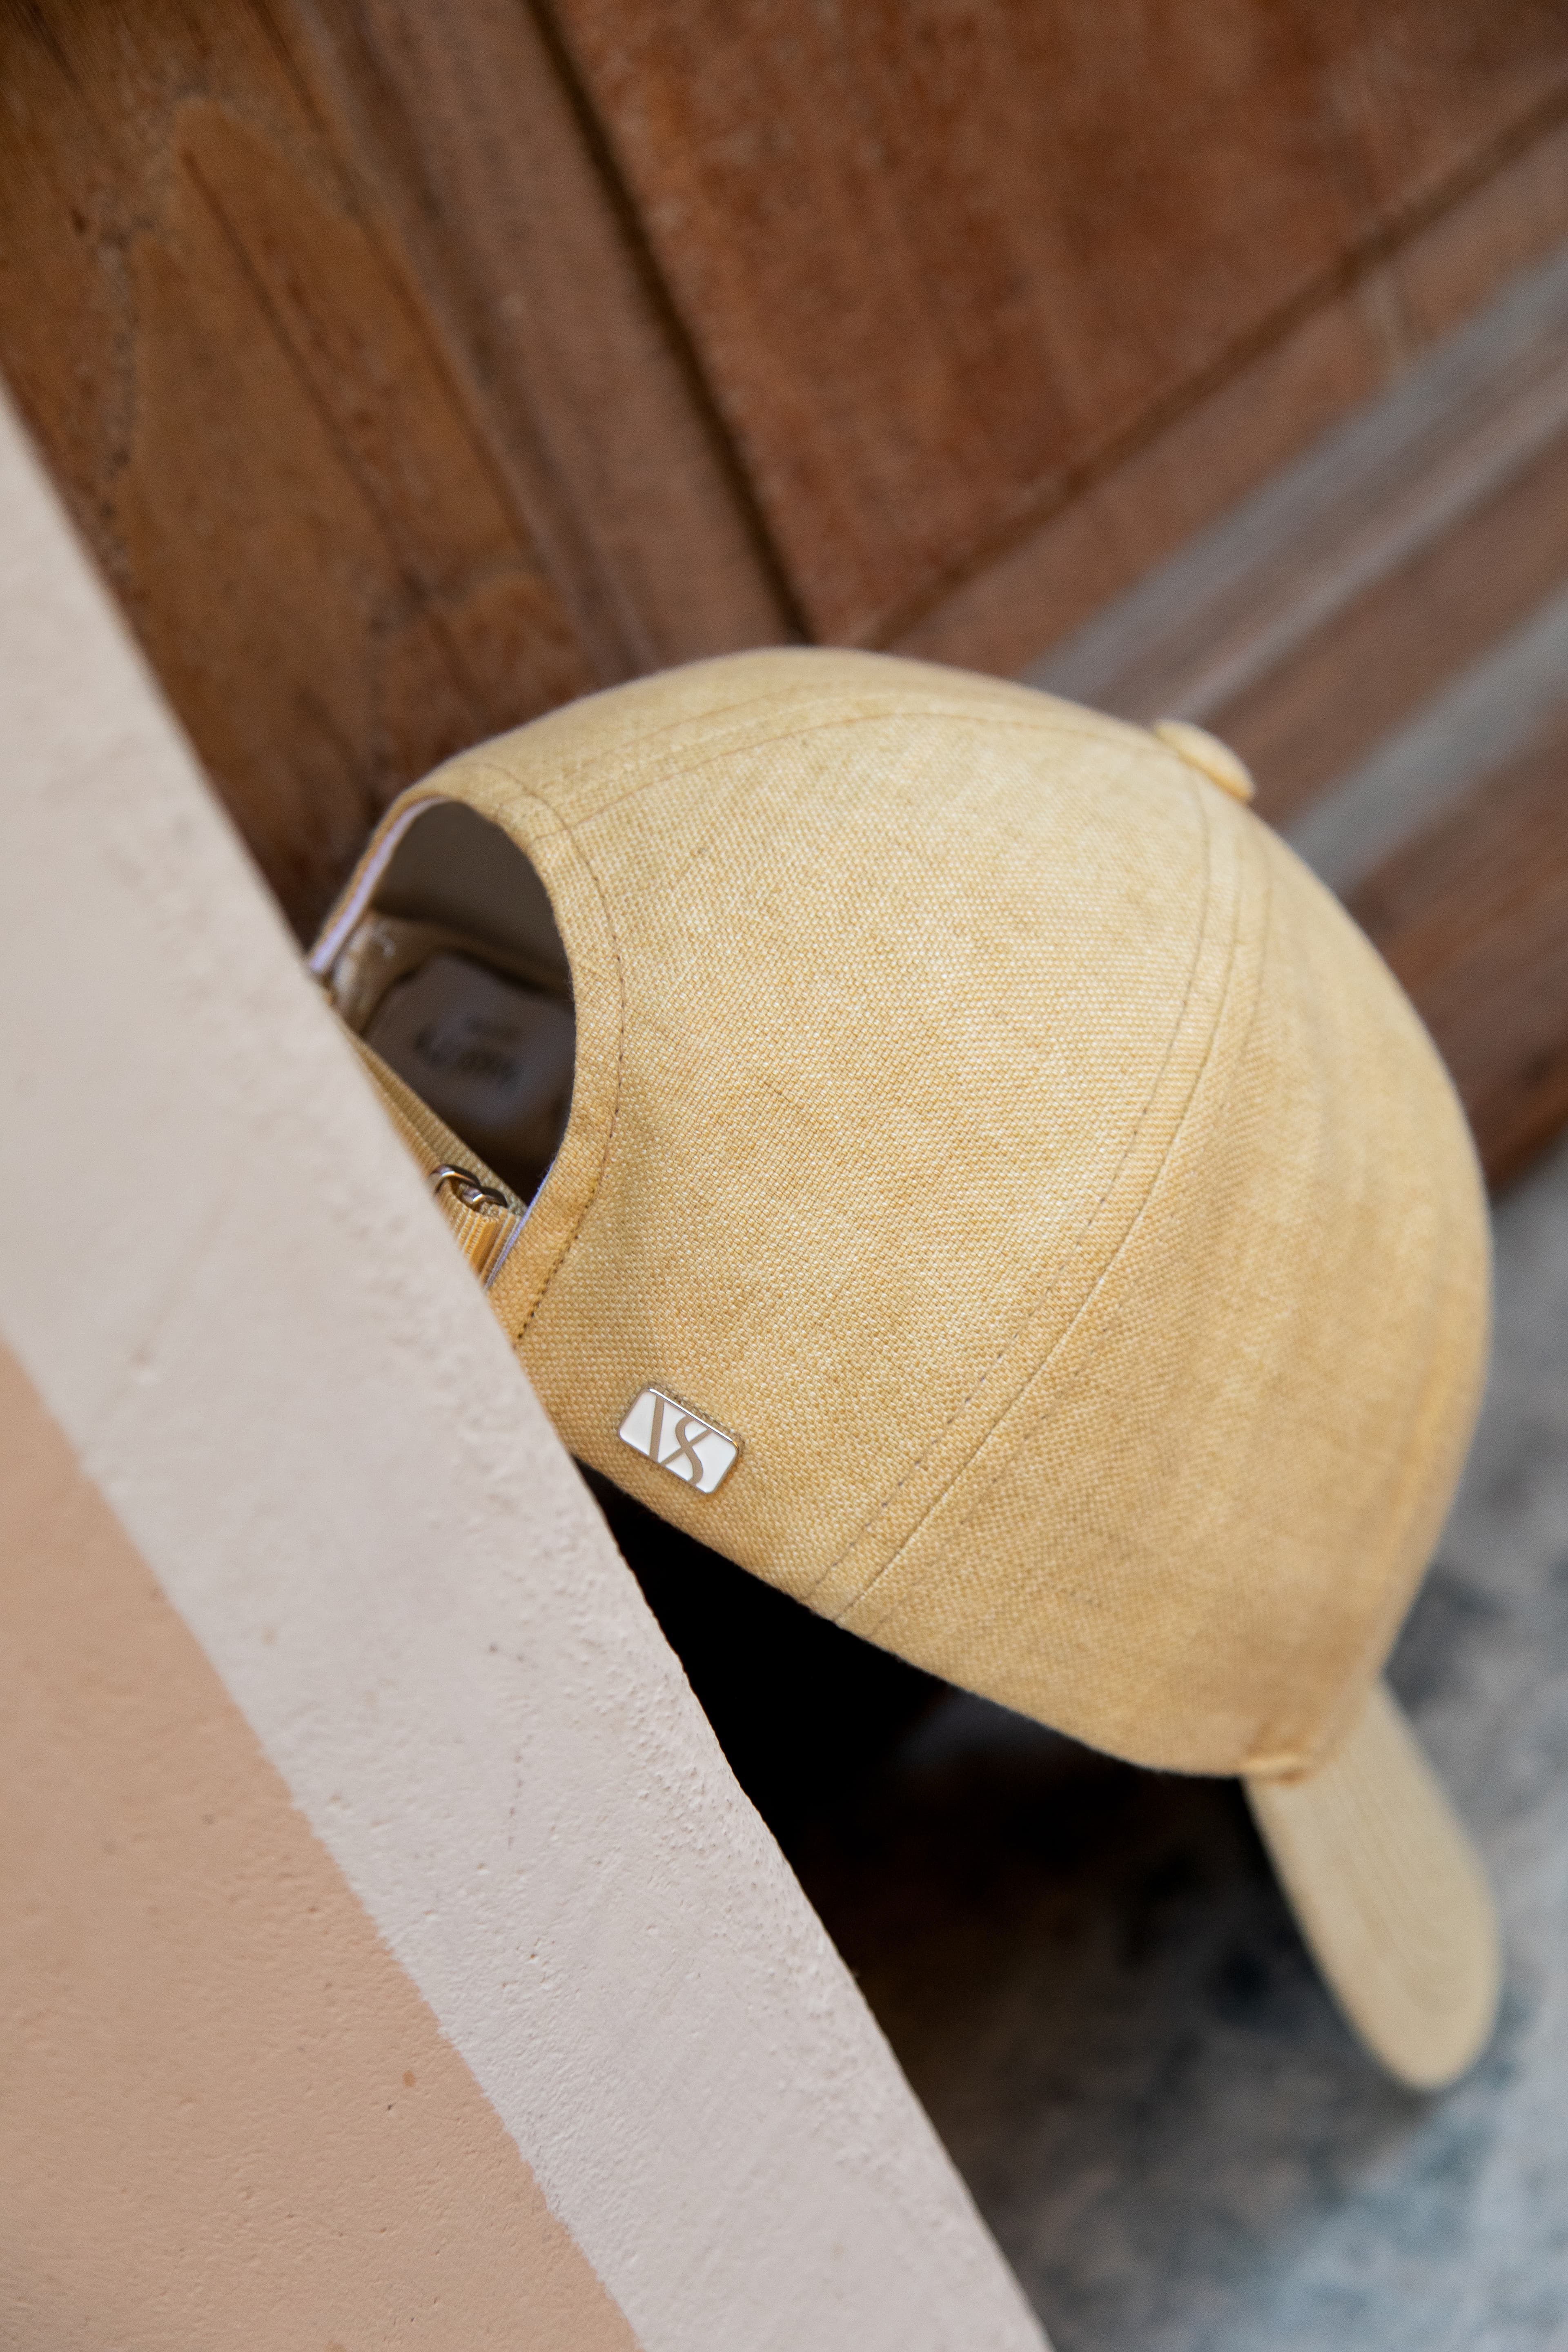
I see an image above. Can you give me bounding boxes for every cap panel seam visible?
[472,700,1180,1356]
[484,650,1145,814]
[539,702,1143,830]
[808,759,1225,1600]
[826,771,1256,1624]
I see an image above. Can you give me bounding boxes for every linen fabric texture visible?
[316,649,1497,2085]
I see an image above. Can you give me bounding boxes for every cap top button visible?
[1153,717,1256,804]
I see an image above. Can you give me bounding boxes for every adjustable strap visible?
[345,1029,528,1294]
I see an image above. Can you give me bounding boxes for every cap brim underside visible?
[1245,1679,1499,2089]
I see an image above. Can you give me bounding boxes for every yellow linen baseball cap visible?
[312,648,1498,2089]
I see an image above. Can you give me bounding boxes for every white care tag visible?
[364,951,573,1198]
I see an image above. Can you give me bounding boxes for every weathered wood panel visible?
[1026,246,1568,826]
[1223,420,1568,826]
[286,0,795,670]
[1352,701,1568,1189]
[9,0,1568,1200]
[0,0,787,935]
[553,0,1568,654]
[0,1,572,931]
[904,111,1568,685]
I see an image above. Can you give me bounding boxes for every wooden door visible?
[4,0,1568,1177]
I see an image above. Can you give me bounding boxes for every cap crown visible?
[336,651,1489,1779]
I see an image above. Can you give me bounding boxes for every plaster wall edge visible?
[0,385,1047,2352]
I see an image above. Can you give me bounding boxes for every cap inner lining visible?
[321,800,576,1204]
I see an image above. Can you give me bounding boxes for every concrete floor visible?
[787,1136,1568,2350]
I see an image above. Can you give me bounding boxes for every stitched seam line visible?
[539,697,1141,825]
[811,760,1219,1588]
[832,774,1251,1617]
[467,698,1165,1344]
[864,813,1275,1626]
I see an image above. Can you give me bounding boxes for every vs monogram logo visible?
[617,1387,740,1496]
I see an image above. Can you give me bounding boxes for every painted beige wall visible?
[0,1340,637,2350]
[0,386,1048,2351]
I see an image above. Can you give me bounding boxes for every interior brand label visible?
[618,1388,739,1496]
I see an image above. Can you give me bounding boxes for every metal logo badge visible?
[618,1388,739,1496]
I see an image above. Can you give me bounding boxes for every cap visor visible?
[1245,1680,1499,2089]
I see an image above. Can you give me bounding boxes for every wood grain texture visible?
[283,0,795,669]
[551,0,1568,655]
[904,119,1568,688]
[1027,247,1568,826]
[1352,701,1568,1190]
[0,0,786,938]
[0,1,573,931]
[1221,419,1568,824]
